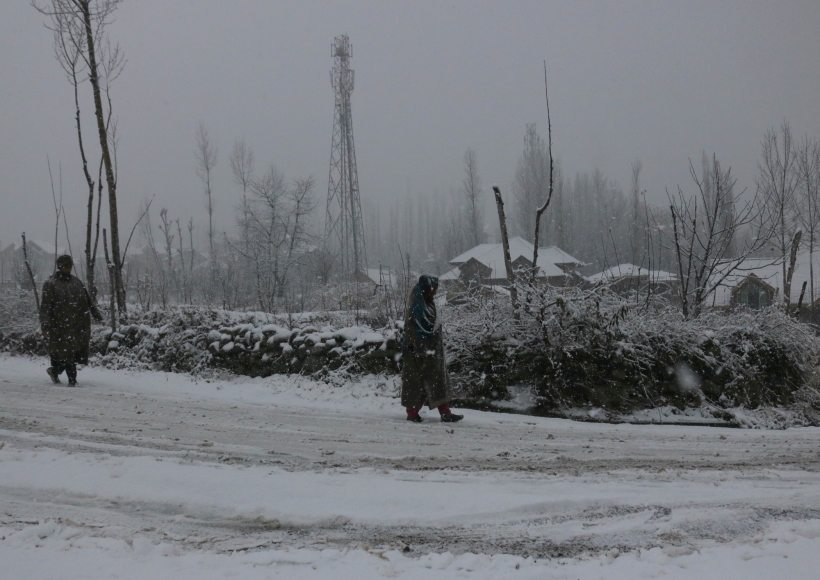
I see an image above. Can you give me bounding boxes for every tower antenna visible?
[325,34,367,276]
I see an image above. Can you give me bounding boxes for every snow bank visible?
[2,518,820,579]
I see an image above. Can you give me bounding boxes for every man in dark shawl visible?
[39,255,103,386]
[401,274,463,423]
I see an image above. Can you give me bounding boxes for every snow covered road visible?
[1,354,820,578]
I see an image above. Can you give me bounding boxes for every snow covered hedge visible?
[442,286,820,413]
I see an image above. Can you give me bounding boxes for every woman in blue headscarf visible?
[401,274,463,423]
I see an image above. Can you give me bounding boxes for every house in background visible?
[695,253,820,317]
[586,263,679,301]
[708,258,794,311]
[354,267,399,290]
[729,273,776,310]
[439,237,584,295]
[124,244,209,275]
[0,240,68,288]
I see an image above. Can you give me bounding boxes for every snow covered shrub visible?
[0,289,44,355]
[443,284,820,412]
[0,289,39,334]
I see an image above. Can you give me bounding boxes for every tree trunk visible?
[81,2,124,312]
[784,230,802,308]
[532,63,555,282]
[492,186,519,319]
[22,233,40,312]
[103,229,117,333]
[670,206,690,319]
[796,280,808,318]
[810,233,815,320]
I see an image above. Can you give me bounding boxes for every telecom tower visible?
[325,34,367,276]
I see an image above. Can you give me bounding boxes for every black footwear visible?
[47,367,61,384]
[406,415,423,423]
[440,413,463,423]
[68,380,78,387]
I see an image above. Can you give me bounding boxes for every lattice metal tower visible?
[325,34,367,276]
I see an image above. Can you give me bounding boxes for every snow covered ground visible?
[2,353,820,578]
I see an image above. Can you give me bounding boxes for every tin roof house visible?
[586,263,679,300]
[439,237,584,292]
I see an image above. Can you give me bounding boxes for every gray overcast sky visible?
[2,0,820,251]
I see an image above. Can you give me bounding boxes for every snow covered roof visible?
[536,245,585,266]
[449,243,499,265]
[445,237,582,281]
[439,266,461,281]
[587,263,678,284]
[364,268,397,287]
[30,240,69,256]
[0,241,70,263]
[0,240,69,257]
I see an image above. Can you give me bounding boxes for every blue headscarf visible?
[402,275,439,353]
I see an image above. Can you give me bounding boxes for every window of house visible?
[739,282,768,309]
[748,289,759,309]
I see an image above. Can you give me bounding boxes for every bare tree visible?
[232,166,318,312]
[158,208,175,297]
[195,122,218,260]
[230,137,255,195]
[230,137,255,285]
[531,64,555,279]
[796,135,820,306]
[757,121,799,305]
[187,218,195,272]
[53,7,99,293]
[461,147,484,247]
[21,233,41,311]
[511,124,550,242]
[310,247,336,286]
[630,160,643,264]
[697,152,736,258]
[139,204,169,309]
[175,218,188,303]
[46,157,63,267]
[34,0,123,305]
[34,0,127,311]
[666,155,774,318]
[550,162,566,249]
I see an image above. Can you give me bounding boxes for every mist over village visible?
[2,2,820,578]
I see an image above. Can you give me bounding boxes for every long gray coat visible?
[39,271,102,363]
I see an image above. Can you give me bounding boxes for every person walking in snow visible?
[39,255,103,387]
[401,274,463,423]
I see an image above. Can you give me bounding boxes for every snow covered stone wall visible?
[0,306,403,378]
[102,319,402,378]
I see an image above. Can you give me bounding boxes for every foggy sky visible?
[2,0,820,255]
